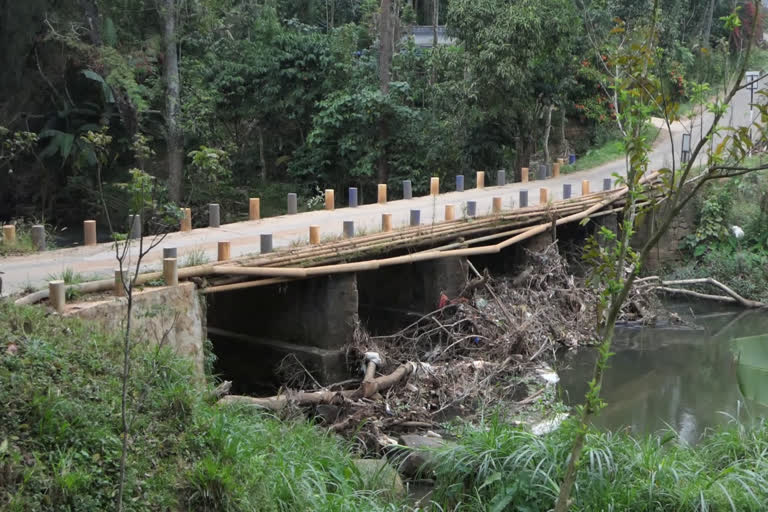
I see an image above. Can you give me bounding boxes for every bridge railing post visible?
[492,197,502,213]
[445,204,456,221]
[83,220,97,246]
[466,201,477,217]
[249,198,261,220]
[31,224,46,251]
[378,184,387,204]
[582,180,590,196]
[430,177,440,196]
[2,224,16,245]
[325,189,335,210]
[476,171,485,189]
[181,208,192,232]
[310,225,321,244]
[208,204,220,228]
[553,162,561,178]
[382,213,393,232]
[260,233,273,253]
[403,180,412,199]
[563,184,572,199]
[496,170,506,186]
[521,167,529,184]
[519,190,528,207]
[49,280,66,313]
[348,187,358,207]
[343,220,355,238]
[163,257,178,286]
[217,241,231,261]
[456,175,464,192]
[287,193,298,214]
[540,188,549,204]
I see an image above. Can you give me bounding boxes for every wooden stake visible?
[492,197,503,213]
[309,225,320,245]
[444,204,456,221]
[217,241,231,261]
[181,208,192,232]
[249,198,261,220]
[378,184,387,204]
[49,280,66,313]
[540,188,549,204]
[2,225,16,245]
[382,213,393,232]
[582,180,590,196]
[476,171,485,189]
[430,177,440,195]
[163,258,179,286]
[521,168,529,183]
[83,220,97,246]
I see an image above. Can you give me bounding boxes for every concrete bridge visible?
[0,79,760,389]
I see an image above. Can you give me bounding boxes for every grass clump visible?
[430,415,768,511]
[0,301,400,511]
[181,247,211,267]
[562,123,659,174]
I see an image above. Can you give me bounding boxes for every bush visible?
[430,415,768,511]
[0,302,398,511]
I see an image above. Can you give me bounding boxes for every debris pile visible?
[221,243,665,450]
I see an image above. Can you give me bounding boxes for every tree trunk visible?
[377,0,394,184]
[432,0,438,47]
[257,126,266,181]
[162,0,183,203]
[703,0,715,48]
[560,108,568,159]
[542,103,554,165]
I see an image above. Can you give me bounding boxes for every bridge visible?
[0,81,759,388]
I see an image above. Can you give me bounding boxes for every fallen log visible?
[218,362,416,411]
[643,276,768,308]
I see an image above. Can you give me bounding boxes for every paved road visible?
[0,79,761,296]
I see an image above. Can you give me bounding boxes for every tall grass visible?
[430,415,768,511]
[0,301,400,511]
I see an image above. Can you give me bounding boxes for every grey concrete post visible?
[563,184,572,199]
[410,209,421,226]
[603,178,612,191]
[260,233,273,253]
[519,190,528,207]
[209,204,220,228]
[537,164,548,180]
[287,193,298,214]
[163,247,177,259]
[49,280,66,313]
[497,169,506,186]
[128,215,141,240]
[348,187,358,208]
[466,201,477,217]
[343,220,355,238]
[402,180,412,199]
[456,175,465,192]
[31,224,45,251]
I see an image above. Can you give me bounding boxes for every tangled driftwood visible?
[638,276,768,308]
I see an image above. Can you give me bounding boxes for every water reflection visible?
[558,303,768,443]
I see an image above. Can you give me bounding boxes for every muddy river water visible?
[558,302,768,443]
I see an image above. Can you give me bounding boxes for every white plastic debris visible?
[531,413,569,436]
[536,366,560,385]
[364,352,383,366]
[731,225,745,239]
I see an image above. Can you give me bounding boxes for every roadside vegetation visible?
[664,157,768,302]
[561,124,660,174]
[0,301,400,511]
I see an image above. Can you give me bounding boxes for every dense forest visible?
[0,0,763,227]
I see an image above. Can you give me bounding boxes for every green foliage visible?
[430,416,768,511]
[0,302,399,511]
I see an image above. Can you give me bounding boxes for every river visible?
[558,302,768,444]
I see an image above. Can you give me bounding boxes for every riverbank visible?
[3,297,768,510]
